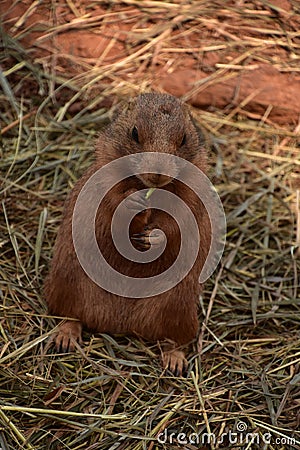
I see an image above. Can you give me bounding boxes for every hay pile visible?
[1,1,300,449]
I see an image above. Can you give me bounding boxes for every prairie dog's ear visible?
[110,97,137,121]
[181,103,203,138]
[187,108,210,148]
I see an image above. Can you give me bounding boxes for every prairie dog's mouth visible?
[137,173,174,188]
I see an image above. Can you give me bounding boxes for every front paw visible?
[124,189,149,213]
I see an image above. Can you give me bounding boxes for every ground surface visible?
[0,1,300,449]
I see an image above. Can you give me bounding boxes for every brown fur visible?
[44,93,211,375]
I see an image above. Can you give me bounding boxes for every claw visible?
[131,235,147,243]
[131,234,151,250]
[131,229,164,247]
[162,349,188,376]
[53,321,83,353]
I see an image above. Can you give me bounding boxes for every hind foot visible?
[161,348,188,376]
[53,320,82,353]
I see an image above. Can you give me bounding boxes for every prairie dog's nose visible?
[137,153,178,174]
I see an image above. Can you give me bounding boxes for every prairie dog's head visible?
[104,93,206,188]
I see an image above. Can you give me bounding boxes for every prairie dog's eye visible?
[131,126,139,143]
[180,133,187,147]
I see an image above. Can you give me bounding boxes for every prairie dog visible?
[45,93,211,375]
